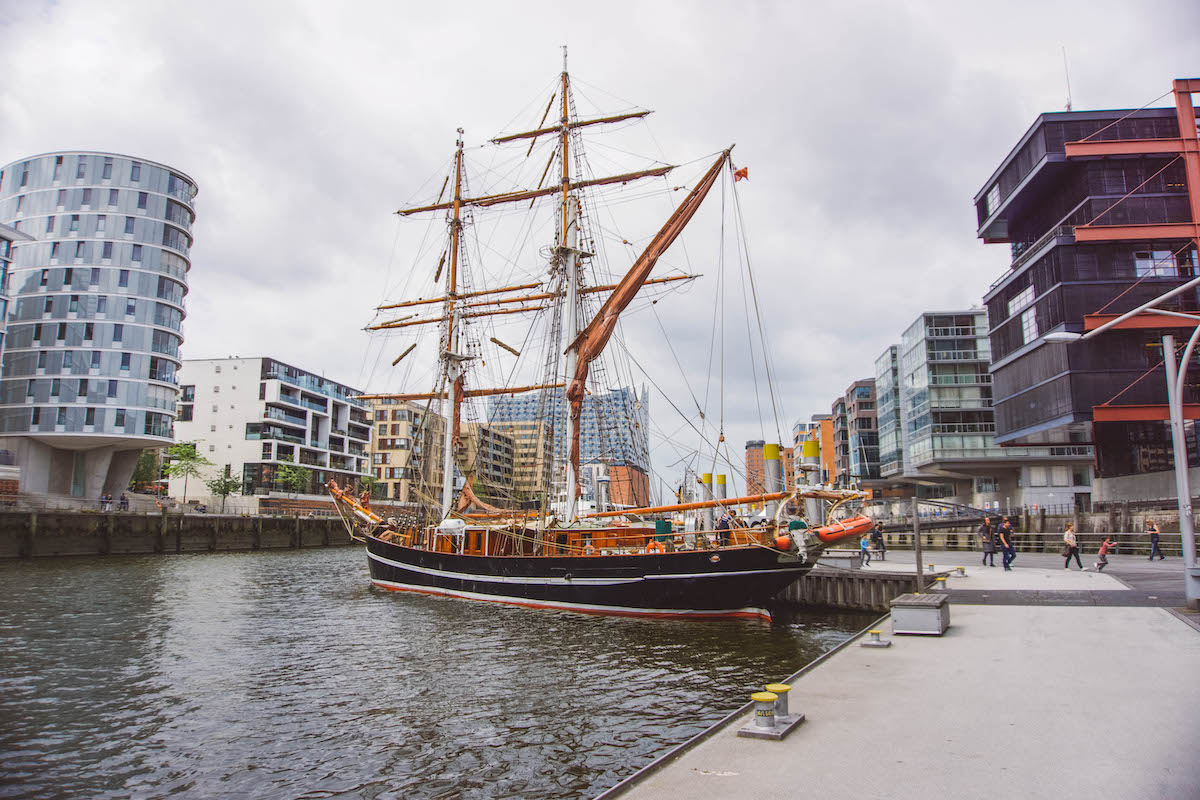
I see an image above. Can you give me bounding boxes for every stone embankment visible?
[0,511,354,559]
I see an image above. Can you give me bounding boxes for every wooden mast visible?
[559,45,583,521]
[439,130,466,520]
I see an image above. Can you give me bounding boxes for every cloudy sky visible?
[2,0,1198,495]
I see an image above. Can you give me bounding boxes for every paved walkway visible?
[602,556,1200,800]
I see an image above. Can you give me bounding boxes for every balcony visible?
[264,406,306,426]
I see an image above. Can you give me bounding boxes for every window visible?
[91,351,100,369]
[50,378,61,397]
[131,244,142,262]
[56,323,66,341]
[62,351,73,370]
[259,383,266,400]
[43,297,52,314]
[112,323,123,342]
[79,379,89,398]
[125,299,136,316]
[31,408,40,426]
[124,216,134,234]
[45,216,54,233]
[37,351,47,369]
[33,323,42,341]
[391,424,401,435]
[56,189,65,208]
[97,296,107,314]
[102,157,113,180]
[69,215,79,233]
[136,192,147,210]
[56,408,66,426]
[63,267,73,285]
[19,163,28,187]
[1134,250,1177,278]
[50,243,59,261]
[81,188,92,207]
[130,162,141,182]
[1020,307,1038,345]
[378,424,387,436]
[69,295,80,313]
[85,408,95,426]
[15,195,23,213]
[115,409,125,428]
[986,184,1000,216]
[118,269,129,288]
[96,215,105,235]
[108,188,118,206]
[74,241,85,259]
[40,268,49,285]
[107,380,118,398]
[53,156,63,181]
[83,322,93,340]
[120,352,131,370]
[76,158,87,180]
[89,267,100,286]
[102,241,113,260]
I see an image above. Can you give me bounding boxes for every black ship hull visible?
[364,535,812,620]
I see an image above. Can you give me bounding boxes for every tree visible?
[163,442,213,505]
[130,449,160,489]
[275,464,312,498]
[360,475,383,500]
[205,473,242,514]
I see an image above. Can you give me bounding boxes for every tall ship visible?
[330,51,871,620]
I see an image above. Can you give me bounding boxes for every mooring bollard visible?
[934,576,949,591]
[955,566,967,577]
[751,691,778,730]
[764,683,791,719]
[861,628,892,648]
[927,563,937,573]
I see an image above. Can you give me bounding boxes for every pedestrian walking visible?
[1146,519,1165,561]
[979,516,996,567]
[118,493,129,512]
[860,534,872,567]
[999,516,1016,570]
[1062,522,1083,570]
[1095,535,1116,572]
[870,522,886,560]
[716,511,731,548]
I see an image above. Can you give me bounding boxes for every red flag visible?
[733,166,749,182]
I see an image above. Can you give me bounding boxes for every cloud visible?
[1,0,1197,495]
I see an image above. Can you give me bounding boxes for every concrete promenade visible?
[604,553,1200,800]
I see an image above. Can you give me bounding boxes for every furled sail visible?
[564,149,731,491]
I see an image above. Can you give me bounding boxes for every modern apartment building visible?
[171,357,371,509]
[367,397,444,505]
[832,379,877,486]
[460,422,514,503]
[890,309,1091,508]
[488,385,651,473]
[489,419,552,501]
[0,152,196,498]
[0,222,32,363]
[875,345,902,477]
[976,79,1200,503]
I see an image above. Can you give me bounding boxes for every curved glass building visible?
[0,152,196,498]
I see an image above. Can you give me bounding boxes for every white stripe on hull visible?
[367,550,809,587]
[369,577,771,620]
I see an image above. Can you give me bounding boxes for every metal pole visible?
[1162,334,1200,609]
[912,496,923,593]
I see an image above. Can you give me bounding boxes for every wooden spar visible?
[391,343,417,366]
[433,250,446,283]
[368,305,546,331]
[582,491,791,518]
[395,165,673,216]
[490,337,521,356]
[379,274,696,318]
[526,91,557,157]
[377,281,542,312]
[358,382,565,402]
[491,110,653,144]
[435,174,449,204]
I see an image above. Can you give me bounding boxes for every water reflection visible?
[0,548,873,799]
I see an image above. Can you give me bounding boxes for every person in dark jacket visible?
[1146,519,1165,560]
[716,511,731,547]
[998,517,1016,570]
[979,516,996,567]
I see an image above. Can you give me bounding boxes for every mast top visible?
[562,44,567,73]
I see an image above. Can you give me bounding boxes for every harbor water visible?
[0,547,875,799]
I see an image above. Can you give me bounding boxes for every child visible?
[860,534,872,567]
[1095,535,1115,572]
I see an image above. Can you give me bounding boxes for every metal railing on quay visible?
[882,530,1197,559]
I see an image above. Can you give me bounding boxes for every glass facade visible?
[0,152,196,445]
[874,344,902,476]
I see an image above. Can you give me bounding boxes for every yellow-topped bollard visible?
[935,576,949,591]
[765,683,792,718]
[861,628,892,648]
[750,691,778,730]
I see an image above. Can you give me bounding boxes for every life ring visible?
[583,543,596,555]
[155,499,163,510]
[645,540,665,554]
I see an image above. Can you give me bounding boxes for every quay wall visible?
[0,511,354,559]
[779,567,932,613]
